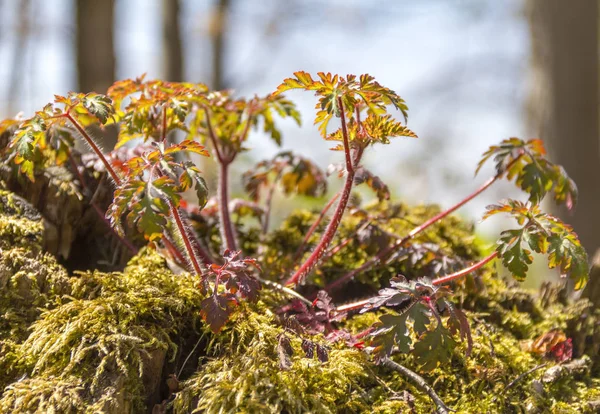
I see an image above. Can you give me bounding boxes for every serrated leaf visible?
[484,201,588,287]
[178,164,209,209]
[82,93,115,125]
[547,233,589,290]
[273,72,411,140]
[477,138,578,210]
[164,139,210,157]
[354,167,390,201]
[496,229,532,281]
[200,294,237,332]
[413,326,455,372]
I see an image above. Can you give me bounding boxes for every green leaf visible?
[496,229,532,281]
[484,201,588,288]
[178,164,209,209]
[82,93,115,125]
[370,301,431,360]
[413,325,455,372]
[547,232,589,290]
[477,138,578,210]
[273,72,411,140]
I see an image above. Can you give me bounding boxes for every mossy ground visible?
[1,188,599,413]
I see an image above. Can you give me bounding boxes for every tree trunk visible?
[526,0,600,256]
[162,0,184,82]
[210,0,231,90]
[76,0,115,93]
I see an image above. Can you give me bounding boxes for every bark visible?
[162,0,184,82]
[210,0,231,90]
[76,0,116,93]
[526,0,600,255]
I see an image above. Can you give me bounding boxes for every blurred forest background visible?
[0,0,598,265]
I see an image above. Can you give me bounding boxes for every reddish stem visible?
[324,174,499,293]
[431,251,498,286]
[162,233,188,267]
[161,105,168,142]
[285,100,360,286]
[218,160,238,251]
[319,220,371,264]
[64,112,121,185]
[169,199,204,275]
[204,108,223,162]
[292,192,341,262]
[333,252,498,314]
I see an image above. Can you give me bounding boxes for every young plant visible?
[188,91,301,251]
[324,137,582,293]
[331,138,587,369]
[0,71,588,355]
[273,72,417,286]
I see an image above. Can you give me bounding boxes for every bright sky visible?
[0,0,530,238]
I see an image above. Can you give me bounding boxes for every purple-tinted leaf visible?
[301,339,315,359]
[277,334,294,370]
[200,294,237,333]
[316,344,329,363]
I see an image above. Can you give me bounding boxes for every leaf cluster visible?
[108,140,209,241]
[199,250,262,332]
[363,277,471,371]
[5,92,115,180]
[242,151,327,201]
[189,91,301,154]
[484,200,588,289]
[274,72,410,139]
[477,138,577,207]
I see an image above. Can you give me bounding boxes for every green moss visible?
[174,298,372,413]
[261,201,483,293]
[1,188,599,413]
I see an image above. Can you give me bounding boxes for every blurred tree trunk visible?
[526,0,600,256]
[210,0,231,90]
[76,0,115,93]
[162,0,184,82]
[8,0,30,114]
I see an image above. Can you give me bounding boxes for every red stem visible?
[292,192,340,262]
[169,200,204,275]
[324,174,499,293]
[162,233,188,267]
[64,112,121,185]
[204,108,223,162]
[319,220,371,263]
[285,100,360,286]
[431,251,498,286]
[161,105,168,142]
[218,160,238,251]
[333,252,498,314]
